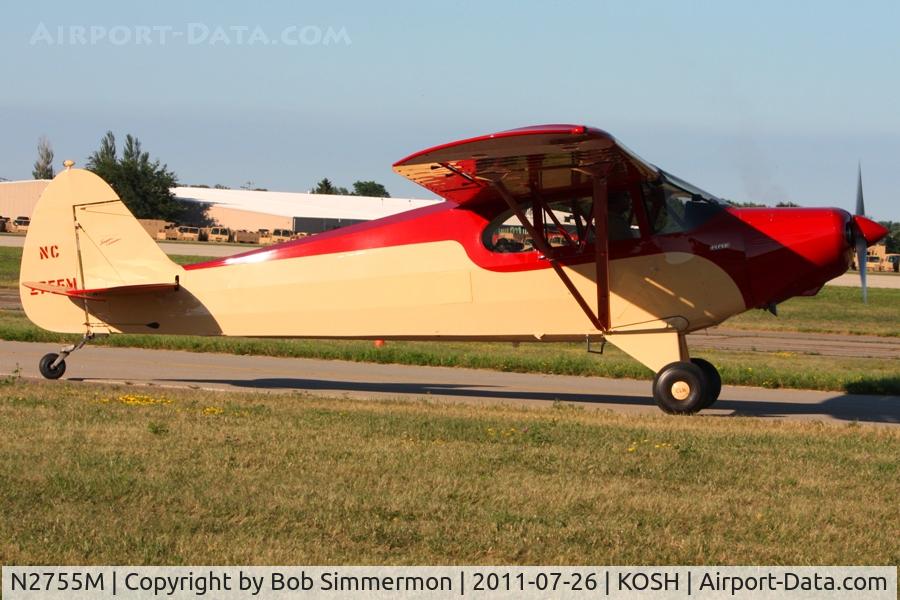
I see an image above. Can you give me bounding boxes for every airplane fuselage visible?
[74,201,854,341]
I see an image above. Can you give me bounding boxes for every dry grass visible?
[1,378,898,566]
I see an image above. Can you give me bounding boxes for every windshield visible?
[658,170,722,203]
[643,172,723,235]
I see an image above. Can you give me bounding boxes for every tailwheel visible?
[690,357,722,408]
[37,332,95,380]
[652,361,710,414]
[39,353,67,379]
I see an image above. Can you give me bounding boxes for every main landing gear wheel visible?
[652,361,709,414]
[39,353,67,379]
[690,357,721,408]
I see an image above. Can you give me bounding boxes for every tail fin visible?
[20,167,182,333]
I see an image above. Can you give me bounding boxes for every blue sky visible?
[1,1,898,219]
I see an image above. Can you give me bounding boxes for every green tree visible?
[310,177,352,196]
[86,131,189,222]
[879,221,900,254]
[725,199,766,208]
[312,178,389,196]
[32,135,55,179]
[352,180,390,197]
[312,178,337,194]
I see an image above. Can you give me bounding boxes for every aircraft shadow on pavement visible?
[155,377,900,425]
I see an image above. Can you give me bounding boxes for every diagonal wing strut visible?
[483,168,611,332]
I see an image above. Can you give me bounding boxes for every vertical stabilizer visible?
[20,167,181,333]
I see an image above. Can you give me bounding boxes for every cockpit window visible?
[607,189,641,241]
[643,172,723,235]
[483,191,641,253]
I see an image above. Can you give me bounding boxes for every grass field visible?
[1,378,897,565]
[726,286,899,338]
[0,246,24,288]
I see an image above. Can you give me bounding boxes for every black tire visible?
[691,357,721,408]
[39,353,66,380]
[652,361,708,414]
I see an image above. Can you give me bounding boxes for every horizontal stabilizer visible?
[22,279,179,301]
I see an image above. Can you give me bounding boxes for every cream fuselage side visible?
[20,169,747,374]
[89,243,744,338]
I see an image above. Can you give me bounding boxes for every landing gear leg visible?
[604,329,722,414]
[39,332,95,380]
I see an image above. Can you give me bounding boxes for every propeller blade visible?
[855,164,865,216]
[854,164,869,302]
[856,237,868,303]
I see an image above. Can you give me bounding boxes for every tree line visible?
[311,178,390,198]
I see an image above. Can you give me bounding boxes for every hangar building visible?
[0,180,50,220]
[171,186,440,234]
[1,179,439,234]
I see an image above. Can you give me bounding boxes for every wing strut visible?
[591,170,611,331]
[485,173,611,332]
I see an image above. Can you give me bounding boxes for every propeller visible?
[855,164,868,303]
[851,166,892,302]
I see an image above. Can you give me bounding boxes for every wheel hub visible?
[671,381,691,401]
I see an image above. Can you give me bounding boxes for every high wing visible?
[392,124,658,206]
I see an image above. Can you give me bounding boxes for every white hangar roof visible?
[171,187,442,220]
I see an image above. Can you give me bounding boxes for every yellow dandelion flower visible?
[115,394,172,406]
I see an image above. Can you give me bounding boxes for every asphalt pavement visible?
[1,340,896,426]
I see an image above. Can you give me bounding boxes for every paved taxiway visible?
[1,340,896,426]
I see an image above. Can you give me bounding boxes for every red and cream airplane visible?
[20,125,888,413]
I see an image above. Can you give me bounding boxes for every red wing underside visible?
[22,281,179,301]
[392,124,658,206]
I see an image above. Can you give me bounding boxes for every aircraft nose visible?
[735,206,855,307]
[853,215,889,246]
